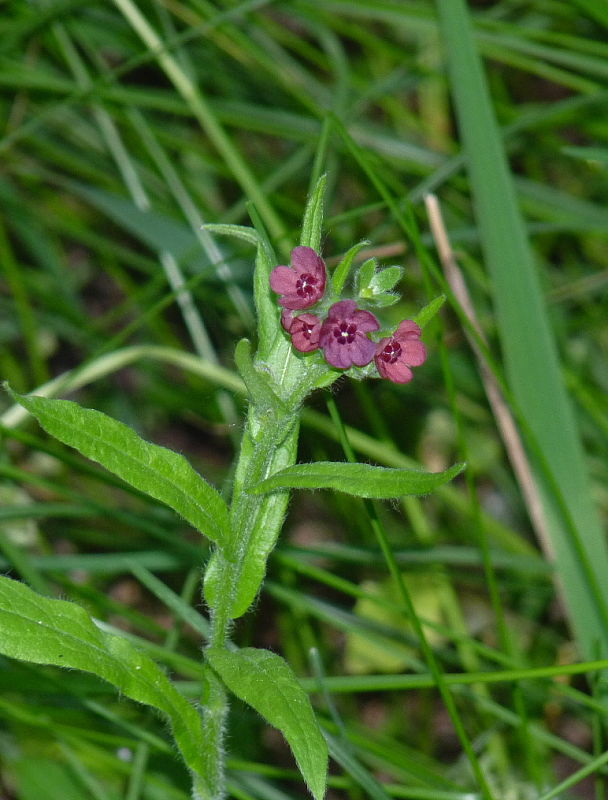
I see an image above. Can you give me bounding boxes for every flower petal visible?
[350,335,377,366]
[386,361,414,383]
[323,340,351,368]
[291,246,326,280]
[351,308,381,333]
[394,320,422,340]
[270,265,297,294]
[325,299,357,321]
[402,339,427,367]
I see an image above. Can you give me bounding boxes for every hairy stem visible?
[198,402,300,799]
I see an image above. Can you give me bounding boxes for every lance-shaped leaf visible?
[251,461,465,498]
[10,389,230,547]
[414,295,447,328]
[332,241,369,296]
[207,647,327,800]
[0,576,207,781]
[300,174,326,252]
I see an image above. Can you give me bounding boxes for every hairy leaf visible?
[252,461,465,498]
[300,174,326,252]
[369,266,403,293]
[332,241,369,296]
[208,647,327,800]
[0,576,207,781]
[414,295,447,328]
[10,389,230,547]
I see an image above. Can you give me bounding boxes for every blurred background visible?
[1,1,607,798]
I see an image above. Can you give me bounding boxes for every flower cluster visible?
[270,246,426,383]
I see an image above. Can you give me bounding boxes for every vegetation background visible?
[1,0,607,798]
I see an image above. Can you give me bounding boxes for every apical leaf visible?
[331,241,369,296]
[252,461,465,498]
[9,389,230,548]
[207,647,327,800]
[249,206,282,362]
[300,174,326,252]
[0,576,207,782]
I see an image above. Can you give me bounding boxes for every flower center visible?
[378,340,401,364]
[301,321,315,340]
[332,321,357,345]
[295,273,318,298]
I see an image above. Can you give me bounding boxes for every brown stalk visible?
[424,193,554,562]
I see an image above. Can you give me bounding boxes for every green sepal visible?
[248,205,281,361]
[368,292,399,308]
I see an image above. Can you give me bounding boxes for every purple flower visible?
[319,300,380,369]
[374,320,426,383]
[270,246,327,310]
[281,310,322,353]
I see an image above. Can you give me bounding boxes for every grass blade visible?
[434,0,608,659]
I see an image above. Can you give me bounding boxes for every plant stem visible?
[199,403,300,799]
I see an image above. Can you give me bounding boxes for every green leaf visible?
[300,174,327,252]
[202,223,260,246]
[355,257,377,296]
[9,389,230,548]
[207,647,327,800]
[332,241,369,296]
[0,575,207,781]
[369,293,399,308]
[251,461,465,498]
[369,265,403,293]
[414,294,447,328]
[249,205,282,361]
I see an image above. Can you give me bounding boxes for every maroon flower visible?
[281,310,321,353]
[374,320,426,383]
[270,246,327,310]
[319,300,380,369]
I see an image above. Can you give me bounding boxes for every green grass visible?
[1,1,608,798]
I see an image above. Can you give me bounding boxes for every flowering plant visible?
[1,176,461,800]
[271,237,427,383]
